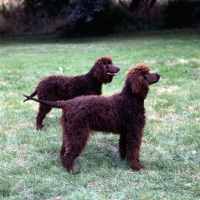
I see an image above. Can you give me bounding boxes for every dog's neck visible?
[120,80,148,100]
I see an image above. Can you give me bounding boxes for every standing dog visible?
[24,57,120,130]
[24,64,160,173]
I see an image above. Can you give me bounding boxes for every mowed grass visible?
[0,31,199,199]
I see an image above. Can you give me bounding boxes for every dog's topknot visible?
[95,56,112,65]
[126,63,150,76]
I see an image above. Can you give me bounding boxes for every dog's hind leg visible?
[60,127,90,173]
[36,104,52,130]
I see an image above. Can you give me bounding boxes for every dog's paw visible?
[130,162,146,171]
[36,124,45,131]
[67,168,80,175]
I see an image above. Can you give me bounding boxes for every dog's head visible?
[92,56,120,83]
[126,64,160,99]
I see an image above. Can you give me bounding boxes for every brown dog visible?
[24,57,120,130]
[24,64,160,173]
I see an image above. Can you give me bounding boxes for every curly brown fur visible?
[24,63,160,173]
[24,56,120,130]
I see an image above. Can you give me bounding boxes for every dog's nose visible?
[156,74,160,79]
[116,67,120,72]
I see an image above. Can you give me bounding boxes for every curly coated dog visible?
[24,56,120,130]
[24,64,160,173]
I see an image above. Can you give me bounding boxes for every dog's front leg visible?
[126,132,145,171]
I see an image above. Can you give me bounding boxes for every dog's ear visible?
[126,69,149,99]
[93,62,105,82]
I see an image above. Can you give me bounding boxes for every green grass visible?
[0,31,200,199]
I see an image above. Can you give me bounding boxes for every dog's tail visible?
[23,95,63,109]
[23,90,37,102]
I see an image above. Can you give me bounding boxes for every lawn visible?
[0,31,200,199]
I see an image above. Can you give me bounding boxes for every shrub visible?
[0,1,27,35]
[66,0,113,35]
[23,0,69,17]
[132,2,165,29]
[118,0,165,30]
[21,0,116,35]
[164,0,195,28]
